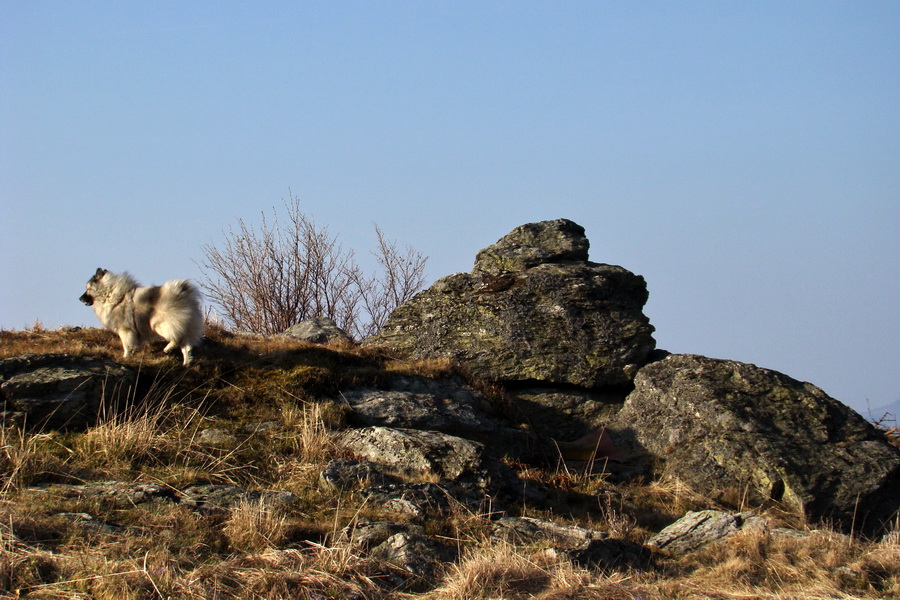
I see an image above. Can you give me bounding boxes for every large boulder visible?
[368,219,655,387]
[0,354,135,430]
[611,354,900,534]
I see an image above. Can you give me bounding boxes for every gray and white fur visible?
[79,268,203,365]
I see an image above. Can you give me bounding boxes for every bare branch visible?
[199,193,428,338]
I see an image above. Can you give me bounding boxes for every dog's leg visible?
[180,345,194,366]
[118,330,140,358]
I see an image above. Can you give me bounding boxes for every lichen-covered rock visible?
[197,427,239,447]
[178,484,298,511]
[283,317,352,344]
[338,426,508,488]
[612,354,900,534]
[494,514,651,569]
[0,354,135,430]
[646,510,768,556]
[337,376,533,454]
[493,516,606,547]
[369,220,655,387]
[473,218,590,273]
[320,458,399,491]
[341,521,456,581]
[360,482,461,519]
[371,531,457,579]
[27,481,177,508]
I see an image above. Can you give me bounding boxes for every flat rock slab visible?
[647,510,768,556]
[339,426,504,488]
[178,484,298,511]
[339,378,501,438]
[28,481,177,508]
[29,481,300,513]
[1,354,135,430]
[493,516,607,548]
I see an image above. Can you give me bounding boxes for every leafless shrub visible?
[200,193,427,339]
[351,224,428,339]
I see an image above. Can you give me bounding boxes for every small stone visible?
[198,428,238,447]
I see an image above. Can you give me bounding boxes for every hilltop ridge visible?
[1,219,898,599]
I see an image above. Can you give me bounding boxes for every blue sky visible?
[2,2,898,415]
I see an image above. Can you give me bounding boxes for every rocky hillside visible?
[1,219,899,599]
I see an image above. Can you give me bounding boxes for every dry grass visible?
[429,541,552,599]
[649,528,900,599]
[222,497,290,552]
[0,324,122,361]
[425,539,649,600]
[1,325,899,599]
[0,428,65,494]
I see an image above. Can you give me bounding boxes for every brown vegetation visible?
[1,325,898,599]
[199,193,427,339]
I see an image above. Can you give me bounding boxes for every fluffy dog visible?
[79,268,203,365]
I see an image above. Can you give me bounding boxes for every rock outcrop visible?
[6,217,897,598]
[472,218,590,273]
[0,354,135,430]
[368,219,656,388]
[611,354,900,534]
[511,387,627,441]
[335,375,534,453]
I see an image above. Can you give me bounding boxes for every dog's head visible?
[79,268,108,306]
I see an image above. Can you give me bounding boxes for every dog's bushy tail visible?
[157,279,204,344]
[162,279,199,302]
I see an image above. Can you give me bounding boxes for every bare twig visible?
[199,192,427,338]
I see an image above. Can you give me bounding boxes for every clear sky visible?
[2,2,898,416]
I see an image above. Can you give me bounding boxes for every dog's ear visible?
[95,268,107,277]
